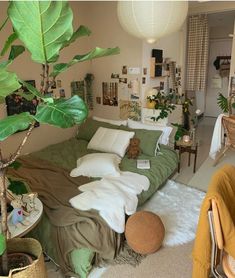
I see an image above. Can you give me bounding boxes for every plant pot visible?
[146,101,156,109]
[0,238,47,278]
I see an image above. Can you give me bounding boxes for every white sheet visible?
[209,113,226,159]
[69,171,150,233]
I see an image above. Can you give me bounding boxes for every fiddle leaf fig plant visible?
[0,1,120,275]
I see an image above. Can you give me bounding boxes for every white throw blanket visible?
[69,171,150,233]
[209,113,226,159]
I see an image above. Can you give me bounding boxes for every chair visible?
[213,115,235,166]
[208,199,235,277]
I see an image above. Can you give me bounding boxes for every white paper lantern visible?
[117,1,188,43]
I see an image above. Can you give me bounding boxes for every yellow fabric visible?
[192,164,235,278]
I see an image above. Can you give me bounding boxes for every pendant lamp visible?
[117,1,188,43]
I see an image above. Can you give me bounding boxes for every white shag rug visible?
[88,179,205,278]
[138,179,205,246]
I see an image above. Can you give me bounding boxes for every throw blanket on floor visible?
[69,172,150,233]
[209,113,226,159]
[7,156,122,278]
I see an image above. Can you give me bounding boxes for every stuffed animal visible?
[127,138,141,159]
[8,195,30,227]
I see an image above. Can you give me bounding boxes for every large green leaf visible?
[62,25,92,49]
[51,47,120,77]
[9,45,25,61]
[0,64,21,99]
[20,80,53,104]
[8,1,73,63]
[0,32,17,56]
[35,96,88,128]
[0,112,34,141]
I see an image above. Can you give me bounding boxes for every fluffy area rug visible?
[138,179,205,246]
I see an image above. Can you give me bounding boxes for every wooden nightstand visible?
[174,140,198,173]
[6,197,43,238]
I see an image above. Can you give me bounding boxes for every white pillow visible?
[70,153,121,178]
[127,118,172,145]
[87,127,135,157]
[92,116,127,126]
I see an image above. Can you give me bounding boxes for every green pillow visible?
[119,126,162,156]
[76,118,119,142]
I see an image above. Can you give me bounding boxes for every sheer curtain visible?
[186,14,209,92]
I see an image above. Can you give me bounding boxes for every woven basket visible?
[0,238,47,278]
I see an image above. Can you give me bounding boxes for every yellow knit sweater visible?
[192,164,235,278]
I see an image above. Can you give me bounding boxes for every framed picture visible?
[5,80,39,129]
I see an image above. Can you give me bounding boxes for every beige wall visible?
[0,1,92,157]
[87,1,143,119]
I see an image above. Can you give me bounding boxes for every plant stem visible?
[0,169,8,275]
[2,123,35,168]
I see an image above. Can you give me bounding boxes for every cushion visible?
[127,118,172,145]
[87,127,135,157]
[70,153,121,178]
[125,211,165,255]
[93,116,127,126]
[119,126,162,156]
[76,118,119,142]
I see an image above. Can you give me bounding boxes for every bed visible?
[8,118,178,278]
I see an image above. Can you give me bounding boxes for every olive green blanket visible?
[8,156,122,277]
[9,137,177,277]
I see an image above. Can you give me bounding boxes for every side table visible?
[174,140,198,173]
[3,197,43,238]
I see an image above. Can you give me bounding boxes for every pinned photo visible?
[59,88,65,98]
[143,68,147,75]
[111,73,119,79]
[142,77,146,84]
[122,65,127,75]
[119,78,127,84]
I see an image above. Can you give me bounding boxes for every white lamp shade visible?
[117,1,188,43]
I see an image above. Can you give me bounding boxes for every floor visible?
[46,116,217,278]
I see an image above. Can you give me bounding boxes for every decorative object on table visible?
[22,192,38,213]
[0,1,120,275]
[182,135,191,143]
[84,73,94,110]
[126,138,141,159]
[117,1,188,43]
[7,196,30,228]
[125,211,165,254]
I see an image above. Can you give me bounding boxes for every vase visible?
[146,101,156,109]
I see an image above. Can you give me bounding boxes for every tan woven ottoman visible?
[125,211,165,255]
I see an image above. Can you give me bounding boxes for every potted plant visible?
[0,1,119,276]
[217,93,235,114]
[147,91,176,122]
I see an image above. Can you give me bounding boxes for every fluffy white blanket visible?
[209,113,226,159]
[69,171,150,233]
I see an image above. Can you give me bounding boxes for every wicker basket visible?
[0,238,47,278]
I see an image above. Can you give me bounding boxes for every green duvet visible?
[29,137,178,277]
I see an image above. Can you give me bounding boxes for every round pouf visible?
[125,211,165,255]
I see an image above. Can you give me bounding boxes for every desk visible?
[6,198,43,238]
[174,140,198,173]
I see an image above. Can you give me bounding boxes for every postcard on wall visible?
[119,100,141,121]
[129,78,140,100]
[122,65,127,75]
[102,82,118,106]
